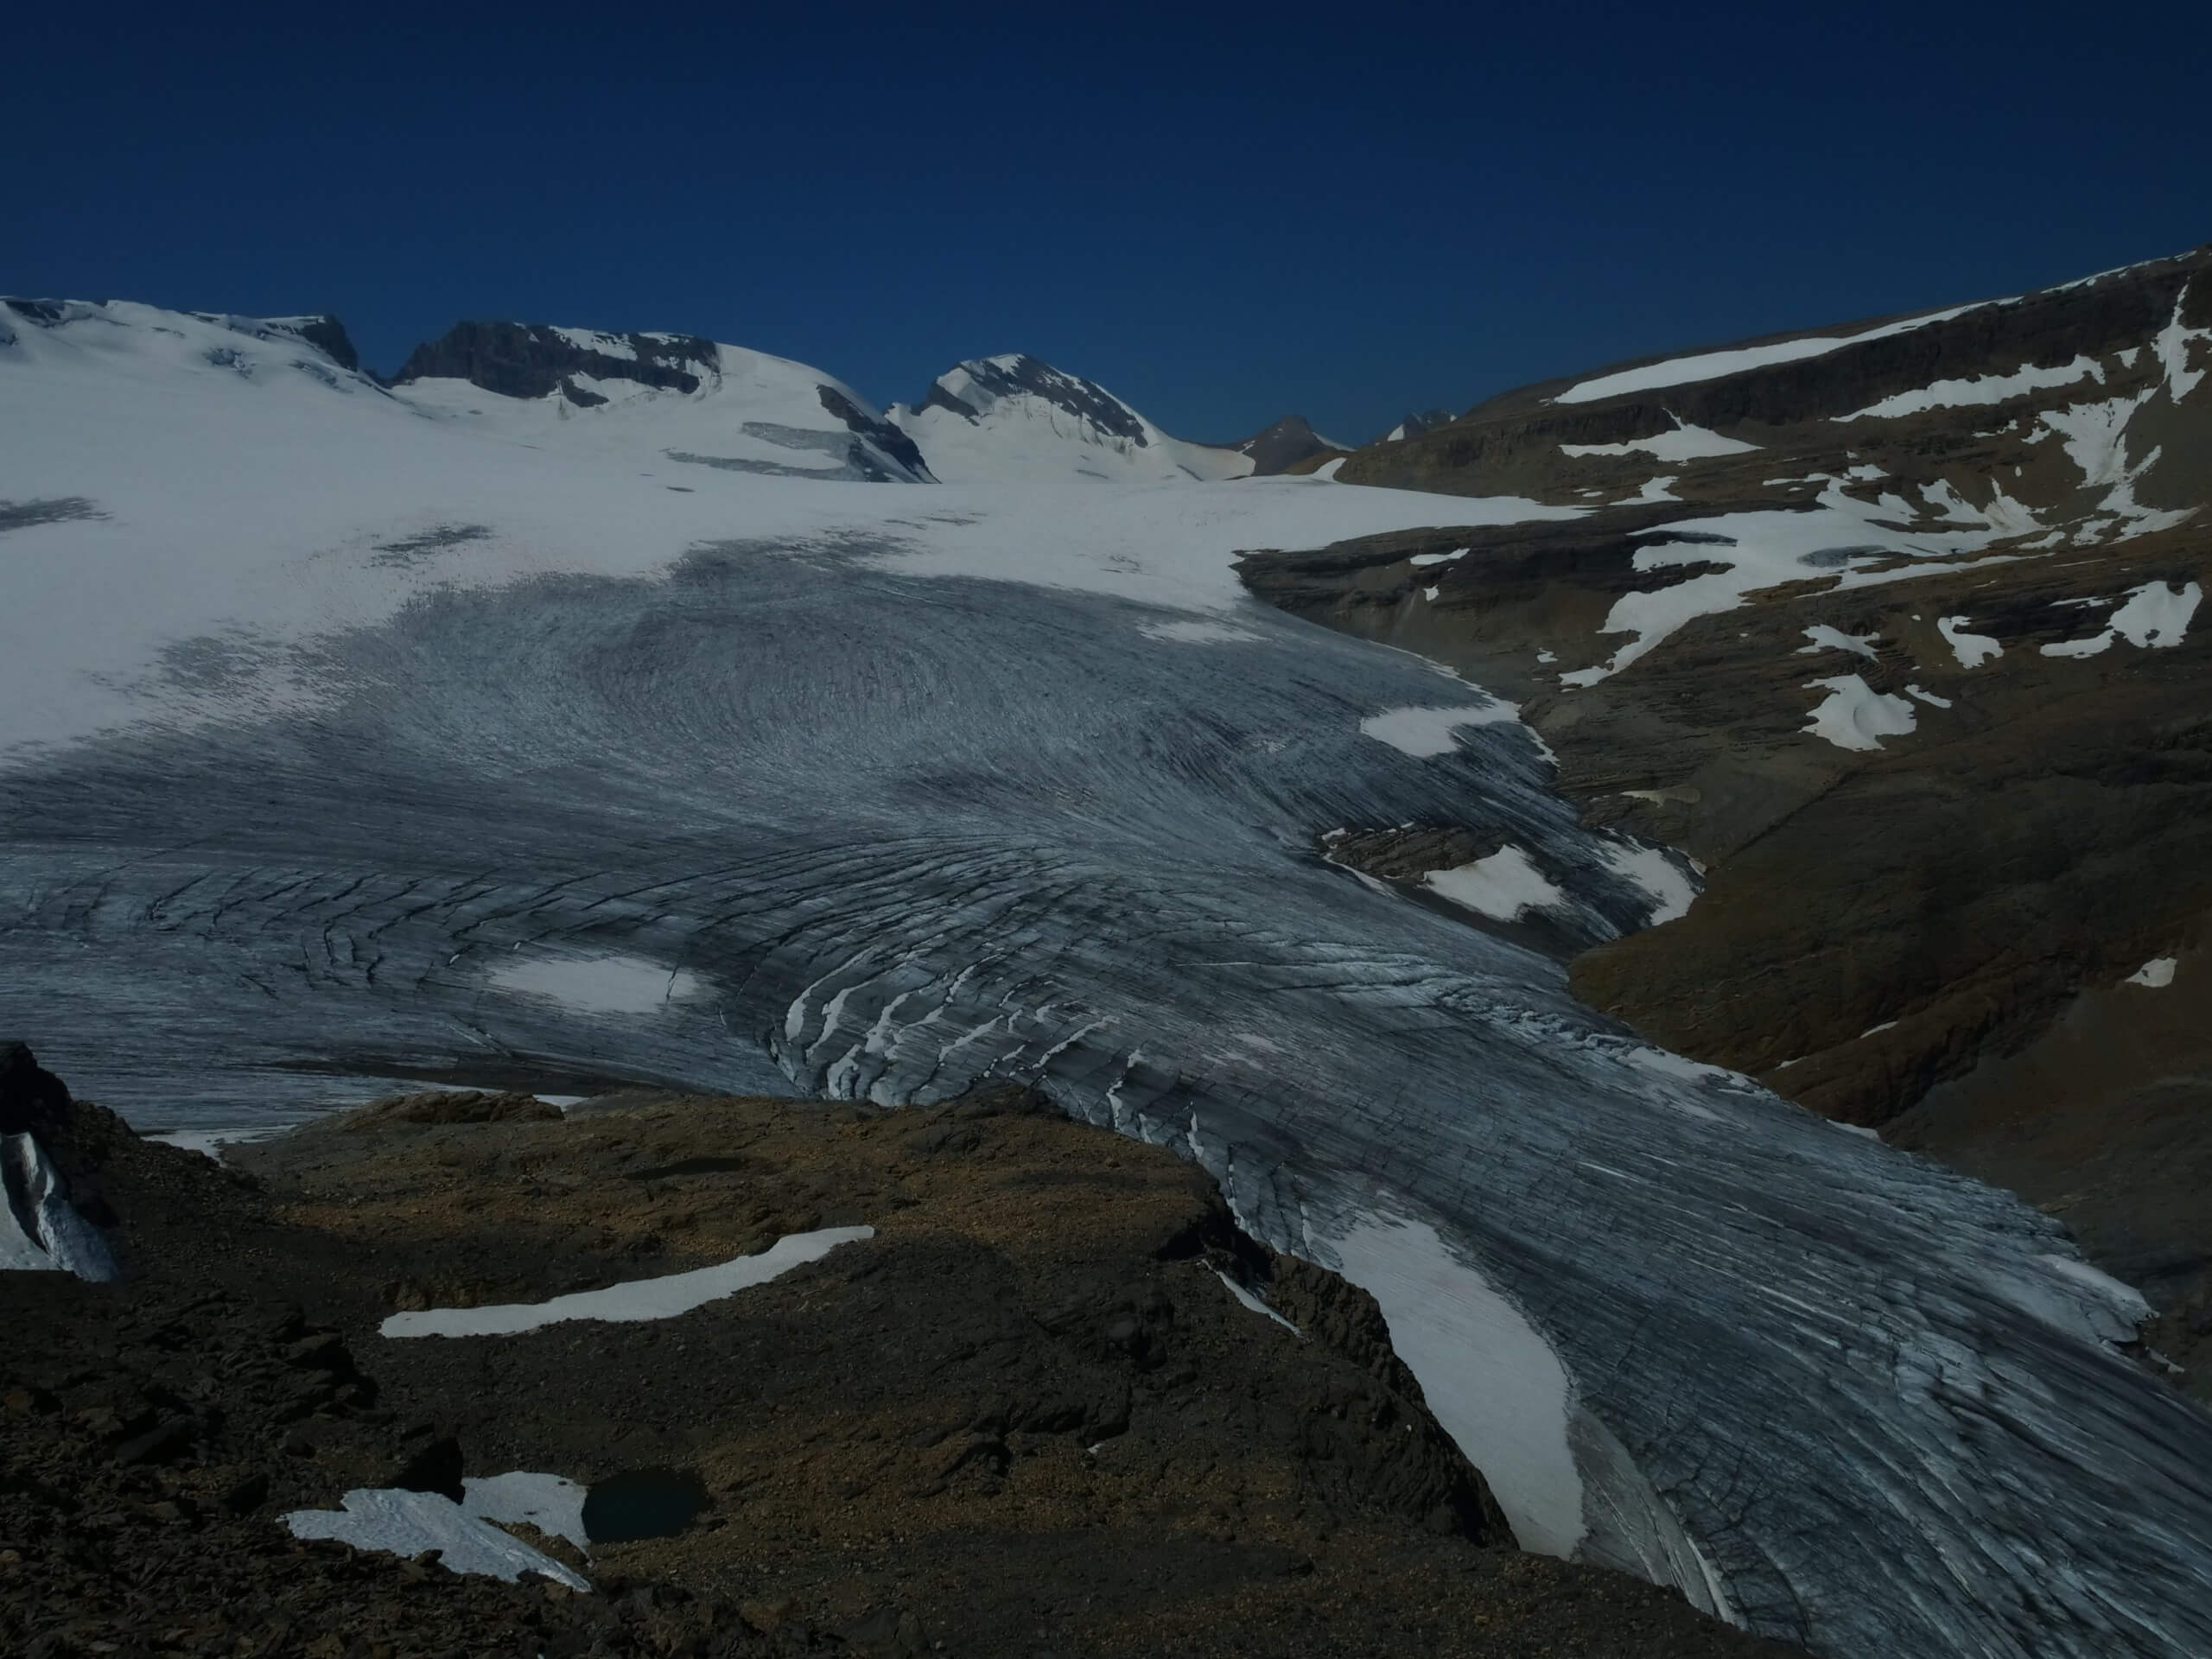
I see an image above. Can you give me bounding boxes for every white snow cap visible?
[889,353,1252,485]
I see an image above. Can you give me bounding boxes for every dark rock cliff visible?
[390,321,719,406]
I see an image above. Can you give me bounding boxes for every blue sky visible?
[9,2,2207,442]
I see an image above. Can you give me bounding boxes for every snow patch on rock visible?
[1424,845,1566,922]
[1797,625,1878,659]
[1327,1211,1585,1558]
[286,1487,592,1589]
[380,1227,874,1338]
[1834,355,2107,422]
[1560,416,1759,462]
[1553,304,1989,405]
[1358,702,1524,758]
[1937,616,2004,668]
[1599,840,1699,926]
[2040,580,2200,658]
[1802,676,1916,752]
[1211,1268,1300,1336]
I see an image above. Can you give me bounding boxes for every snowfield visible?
[9,298,2212,1658]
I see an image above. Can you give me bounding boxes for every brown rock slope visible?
[3,1074,1789,1658]
[1239,245,2212,1393]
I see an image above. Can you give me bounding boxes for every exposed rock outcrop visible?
[390,320,721,406]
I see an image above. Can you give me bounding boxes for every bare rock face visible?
[388,320,721,407]
[1240,245,2212,1395]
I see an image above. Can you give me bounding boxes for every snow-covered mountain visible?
[887,353,1254,483]
[390,319,932,483]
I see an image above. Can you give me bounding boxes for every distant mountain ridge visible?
[887,353,1255,484]
[0,296,1378,493]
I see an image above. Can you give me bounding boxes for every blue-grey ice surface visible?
[6,303,2212,1658]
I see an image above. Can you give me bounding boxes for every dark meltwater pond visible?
[582,1469,710,1544]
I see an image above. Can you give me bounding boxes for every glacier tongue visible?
[8,297,2212,1657]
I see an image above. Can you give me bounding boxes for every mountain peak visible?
[386,318,930,482]
[1232,414,1352,476]
[891,354,1251,483]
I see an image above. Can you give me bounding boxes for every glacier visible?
[6,298,2212,1656]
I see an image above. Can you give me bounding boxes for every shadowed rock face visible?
[815,384,931,479]
[7,541,2212,1655]
[918,353,1152,444]
[1376,408,1457,445]
[1234,415,1348,476]
[1238,246,2212,1431]
[390,321,720,405]
[270,315,360,373]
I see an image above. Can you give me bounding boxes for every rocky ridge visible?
[2,1052,1786,1657]
[1238,244,2212,1395]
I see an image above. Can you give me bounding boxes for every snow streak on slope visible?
[889,353,1254,483]
[1552,302,1992,404]
[8,299,2212,1659]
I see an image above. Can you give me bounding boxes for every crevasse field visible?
[6,302,2212,1658]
